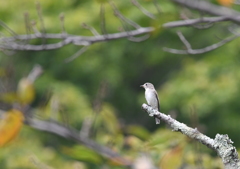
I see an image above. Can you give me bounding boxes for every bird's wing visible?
[155,91,160,111]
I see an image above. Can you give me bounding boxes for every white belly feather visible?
[145,89,159,110]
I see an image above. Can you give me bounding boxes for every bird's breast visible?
[145,89,158,110]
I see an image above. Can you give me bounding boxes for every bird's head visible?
[140,82,155,90]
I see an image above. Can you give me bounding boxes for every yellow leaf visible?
[125,136,143,149]
[0,92,18,103]
[217,0,233,6]
[17,78,35,104]
[0,109,24,147]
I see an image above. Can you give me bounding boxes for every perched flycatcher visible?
[140,82,160,124]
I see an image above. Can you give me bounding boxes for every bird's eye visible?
[146,83,148,86]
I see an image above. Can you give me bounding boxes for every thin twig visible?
[24,12,31,35]
[36,2,46,46]
[163,16,228,28]
[128,34,150,42]
[81,23,100,36]
[177,31,192,50]
[131,0,156,19]
[109,0,141,29]
[27,64,43,83]
[100,4,108,35]
[172,0,240,23]
[65,46,89,63]
[36,2,46,34]
[59,13,66,35]
[153,0,161,14]
[163,34,240,54]
[192,21,214,29]
[31,21,40,34]
[0,21,18,37]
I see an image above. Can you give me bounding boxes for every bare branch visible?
[64,46,89,63]
[59,13,67,35]
[0,20,18,37]
[0,27,154,51]
[25,118,132,166]
[142,104,240,168]
[228,25,240,35]
[109,0,141,29]
[24,12,31,35]
[163,16,229,28]
[163,34,239,54]
[27,64,43,83]
[31,21,40,34]
[153,0,161,14]
[131,0,156,19]
[176,31,191,49]
[36,2,47,46]
[234,0,240,5]
[81,23,100,36]
[100,4,108,35]
[127,34,150,42]
[36,2,46,34]
[172,0,240,23]
[192,23,214,29]
[0,16,237,53]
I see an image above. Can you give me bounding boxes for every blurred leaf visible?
[107,155,132,167]
[17,78,35,104]
[217,0,233,6]
[96,103,119,134]
[126,125,150,140]
[35,81,93,124]
[0,109,24,147]
[159,144,184,169]
[125,135,143,150]
[62,145,103,164]
[0,92,18,104]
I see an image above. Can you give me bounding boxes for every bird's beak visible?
[140,85,144,88]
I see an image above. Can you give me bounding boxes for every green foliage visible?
[0,0,239,168]
[62,145,103,164]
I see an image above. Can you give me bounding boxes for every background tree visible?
[1,0,240,168]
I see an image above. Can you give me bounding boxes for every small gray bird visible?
[140,82,160,124]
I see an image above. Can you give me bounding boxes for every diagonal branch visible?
[153,0,161,14]
[109,0,141,29]
[163,16,230,28]
[25,118,132,166]
[172,0,240,23]
[64,46,89,63]
[131,0,156,19]
[81,23,100,36]
[176,31,192,49]
[142,104,240,169]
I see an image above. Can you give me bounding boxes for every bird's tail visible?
[155,116,160,124]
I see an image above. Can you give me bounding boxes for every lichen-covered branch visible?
[142,103,240,169]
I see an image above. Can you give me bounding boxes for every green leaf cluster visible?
[1,0,240,168]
